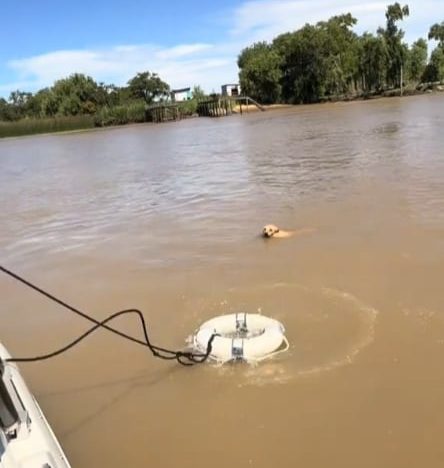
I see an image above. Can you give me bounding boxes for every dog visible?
[262,224,315,239]
[262,224,293,239]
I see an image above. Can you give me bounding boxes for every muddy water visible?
[1,94,444,467]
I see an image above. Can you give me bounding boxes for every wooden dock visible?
[145,95,266,123]
[197,96,265,117]
[146,103,181,123]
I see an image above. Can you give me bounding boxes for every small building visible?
[170,87,192,102]
[221,84,240,97]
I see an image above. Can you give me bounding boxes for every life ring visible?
[193,313,289,363]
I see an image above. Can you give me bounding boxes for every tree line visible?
[238,3,444,104]
[1,2,443,132]
[0,71,206,126]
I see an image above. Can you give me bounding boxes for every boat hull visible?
[0,343,71,467]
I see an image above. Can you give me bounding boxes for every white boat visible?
[0,343,71,467]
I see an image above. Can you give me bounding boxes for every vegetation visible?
[94,101,146,127]
[127,72,170,104]
[177,85,207,115]
[1,3,443,138]
[0,71,208,137]
[0,115,94,138]
[238,42,282,104]
[238,3,444,104]
[423,22,444,82]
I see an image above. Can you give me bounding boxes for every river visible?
[1,94,444,467]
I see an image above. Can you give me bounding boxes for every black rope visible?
[0,265,216,366]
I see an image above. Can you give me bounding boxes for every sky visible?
[0,0,442,97]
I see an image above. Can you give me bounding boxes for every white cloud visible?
[7,43,230,93]
[155,43,213,60]
[231,0,440,44]
[231,1,385,39]
[1,0,441,96]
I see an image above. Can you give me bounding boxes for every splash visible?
[200,283,379,386]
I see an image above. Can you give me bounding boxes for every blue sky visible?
[0,0,441,97]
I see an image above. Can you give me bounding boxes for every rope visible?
[0,265,216,366]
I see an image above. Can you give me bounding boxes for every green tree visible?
[191,85,206,101]
[271,14,360,103]
[430,22,444,81]
[51,73,102,115]
[238,42,282,103]
[94,82,120,108]
[317,14,359,96]
[428,22,444,46]
[423,22,444,82]
[127,72,170,104]
[379,3,410,88]
[358,33,388,92]
[23,88,56,117]
[273,26,328,103]
[0,97,15,121]
[4,90,33,120]
[426,47,444,82]
[111,85,133,105]
[9,90,32,107]
[406,38,427,82]
[0,98,7,118]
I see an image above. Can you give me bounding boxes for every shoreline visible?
[1,88,443,141]
[235,86,444,113]
[0,120,156,142]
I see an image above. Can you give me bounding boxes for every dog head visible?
[262,224,280,238]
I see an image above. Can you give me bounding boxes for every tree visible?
[238,42,282,103]
[127,72,170,104]
[51,73,101,115]
[0,97,15,121]
[427,47,444,82]
[3,90,33,120]
[428,22,444,46]
[94,82,120,108]
[269,15,361,103]
[424,22,444,83]
[385,3,410,34]
[191,85,206,101]
[379,3,410,87]
[112,85,133,105]
[318,14,359,96]
[358,33,388,92]
[273,26,328,103]
[9,90,32,107]
[406,38,427,82]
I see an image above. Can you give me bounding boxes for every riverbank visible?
[0,115,95,139]
[233,84,444,113]
[1,87,443,140]
[232,103,293,113]
[319,82,444,103]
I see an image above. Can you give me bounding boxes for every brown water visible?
[1,95,444,467]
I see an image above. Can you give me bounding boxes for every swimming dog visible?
[262,224,293,238]
[262,224,315,239]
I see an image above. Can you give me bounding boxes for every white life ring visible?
[193,313,289,363]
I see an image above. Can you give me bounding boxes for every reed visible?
[94,102,146,127]
[0,115,95,138]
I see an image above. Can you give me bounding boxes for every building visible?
[221,84,240,97]
[170,87,192,102]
